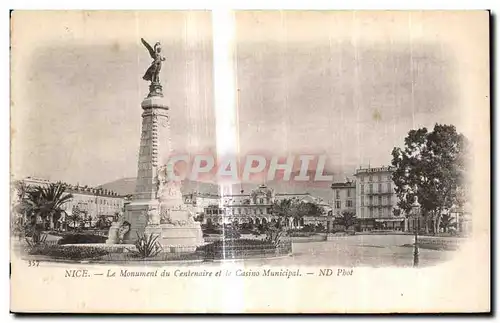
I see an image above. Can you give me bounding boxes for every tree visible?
[298,202,325,217]
[391,124,469,234]
[24,183,73,233]
[271,198,295,228]
[12,180,31,235]
[68,205,84,230]
[439,213,456,233]
[336,209,356,231]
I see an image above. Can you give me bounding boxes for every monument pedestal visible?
[121,199,159,244]
[144,222,204,252]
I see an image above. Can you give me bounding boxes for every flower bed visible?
[27,244,109,260]
[99,251,203,262]
[57,234,107,245]
[197,239,292,260]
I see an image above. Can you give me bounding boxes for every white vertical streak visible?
[409,12,415,129]
[213,8,237,192]
[353,11,362,166]
[280,11,289,158]
[390,14,397,146]
[212,9,242,313]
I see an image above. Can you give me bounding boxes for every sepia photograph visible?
[9,9,490,313]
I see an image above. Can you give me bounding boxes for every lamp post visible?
[412,196,420,267]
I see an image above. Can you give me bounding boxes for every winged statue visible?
[141,38,166,85]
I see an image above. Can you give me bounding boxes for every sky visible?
[11,11,483,187]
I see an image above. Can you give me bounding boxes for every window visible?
[361,208,365,217]
[347,189,351,198]
[378,175,382,182]
[347,200,353,208]
[369,175,372,182]
[259,198,264,204]
[378,196,382,205]
[369,208,373,217]
[361,196,364,206]
[260,208,264,214]
[378,183,382,193]
[388,196,392,205]
[387,183,391,192]
[369,196,373,205]
[369,184,373,194]
[336,190,340,199]
[335,201,341,209]
[360,185,364,194]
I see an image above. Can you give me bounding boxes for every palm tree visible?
[12,180,31,234]
[439,214,456,233]
[24,183,73,233]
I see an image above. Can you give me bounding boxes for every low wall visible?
[417,236,463,250]
[285,234,327,243]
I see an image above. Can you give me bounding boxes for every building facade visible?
[183,192,221,224]
[19,177,125,225]
[330,179,356,216]
[354,166,404,231]
[221,184,275,225]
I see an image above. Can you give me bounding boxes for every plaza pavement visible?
[245,234,457,268]
[13,234,458,268]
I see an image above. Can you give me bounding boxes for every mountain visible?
[98,176,333,203]
[98,178,219,196]
[98,177,137,196]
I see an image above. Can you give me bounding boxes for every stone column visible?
[134,96,170,200]
[118,95,170,244]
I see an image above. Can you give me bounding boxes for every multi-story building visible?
[221,184,275,226]
[18,177,125,225]
[354,166,404,231]
[330,179,356,216]
[183,192,222,224]
[217,185,331,227]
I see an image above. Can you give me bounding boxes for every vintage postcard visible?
[9,10,490,313]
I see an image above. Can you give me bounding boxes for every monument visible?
[106,38,204,250]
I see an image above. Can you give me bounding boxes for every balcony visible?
[364,191,393,195]
[365,204,393,208]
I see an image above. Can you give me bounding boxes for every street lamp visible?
[412,196,420,267]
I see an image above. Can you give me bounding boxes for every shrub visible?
[27,245,109,260]
[202,227,222,235]
[223,230,241,239]
[58,234,107,245]
[133,233,163,258]
[265,227,285,247]
[25,232,49,248]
